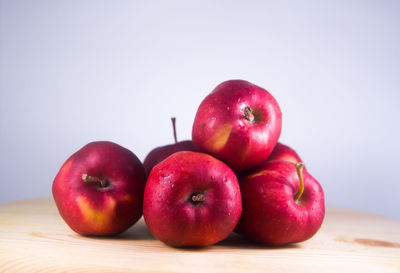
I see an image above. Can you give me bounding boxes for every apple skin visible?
[192,80,282,171]
[268,142,303,164]
[143,118,197,176]
[143,151,242,247]
[143,140,197,176]
[236,160,325,245]
[52,141,146,235]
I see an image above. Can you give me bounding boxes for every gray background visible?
[1,1,399,220]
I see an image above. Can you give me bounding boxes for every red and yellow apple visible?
[192,80,282,171]
[52,141,146,235]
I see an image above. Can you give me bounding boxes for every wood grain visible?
[0,198,399,273]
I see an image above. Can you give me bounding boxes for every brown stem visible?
[244,107,254,122]
[191,193,205,203]
[294,163,304,201]
[171,117,177,144]
[82,174,108,187]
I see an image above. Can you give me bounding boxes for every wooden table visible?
[0,198,399,272]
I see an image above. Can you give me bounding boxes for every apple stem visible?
[171,117,177,144]
[82,174,108,188]
[191,193,205,203]
[244,107,255,122]
[294,163,304,201]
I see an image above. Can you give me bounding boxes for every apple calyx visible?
[171,117,178,144]
[294,162,304,202]
[244,107,255,122]
[191,193,205,204]
[82,173,108,188]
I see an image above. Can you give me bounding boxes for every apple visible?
[192,80,282,171]
[143,151,242,247]
[52,141,146,235]
[143,117,196,176]
[235,160,325,245]
[268,142,303,164]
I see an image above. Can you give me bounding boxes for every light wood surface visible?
[0,198,399,273]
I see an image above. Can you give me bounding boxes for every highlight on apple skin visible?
[236,160,325,245]
[192,80,282,172]
[143,151,242,247]
[52,141,146,236]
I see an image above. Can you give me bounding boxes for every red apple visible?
[143,117,196,176]
[268,142,303,164]
[192,80,282,171]
[143,151,242,247]
[236,160,325,245]
[52,141,146,235]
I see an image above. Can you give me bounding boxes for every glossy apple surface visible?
[52,141,146,235]
[192,80,282,171]
[236,160,324,245]
[143,151,242,247]
[143,118,196,176]
[268,142,303,164]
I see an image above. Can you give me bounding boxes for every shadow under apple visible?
[81,220,300,249]
[216,233,301,250]
[81,218,155,241]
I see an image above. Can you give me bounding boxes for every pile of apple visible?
[52,80,325,247]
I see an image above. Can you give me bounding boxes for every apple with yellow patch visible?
[192,80,282,171]
[52,141,146,235]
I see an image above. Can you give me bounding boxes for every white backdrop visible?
[1,0,399,220]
